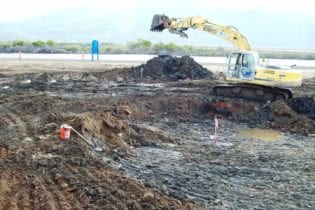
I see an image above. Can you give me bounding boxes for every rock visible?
[54,173,62,181]
[23,137,33,142]
[273,175,281,181]
[214,198,222,205]
[123,108,132,115]
[142,192,154,202]
[60,182,68,189]
[85,187,97,196]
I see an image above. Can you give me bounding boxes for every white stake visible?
[214,115,219,135]
[70,127,94,147]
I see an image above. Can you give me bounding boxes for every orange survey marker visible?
[60,124,72,140]
[58,124,102,152]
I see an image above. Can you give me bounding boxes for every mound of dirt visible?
[60,109,187,155]
[62,112,130,155]
[131,55,214,81]
[260,100,315,134]
[288,96,315,120]
[203,100,259,119]
[203,99,315,135]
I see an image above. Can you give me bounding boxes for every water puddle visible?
[238,128,282,141]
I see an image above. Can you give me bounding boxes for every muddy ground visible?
[0,56,314,209]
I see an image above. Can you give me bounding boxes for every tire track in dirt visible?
[48,184,75,210]
[1,171,85,210]
[1,173,35,210]
[37,181,63,210]
[0,146,10,159]
[33,173,82,210]
[46,167,88,210]
[16,187,35,210]
[2,188,22,209]
[0,105,28,136]
[0,172,24,210]
[0,106,15,127]
[41,178,70,210]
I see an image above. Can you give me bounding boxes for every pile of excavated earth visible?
[0,55,314,209]
[130,55,215,81]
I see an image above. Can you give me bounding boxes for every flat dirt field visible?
[0,56,314,209]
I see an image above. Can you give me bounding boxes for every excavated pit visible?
[0,56,314,209]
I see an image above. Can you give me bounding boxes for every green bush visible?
[163,43,181,52]
[127,39,152,51]
[152,42,164,51]
[137,39,152,48]
[46,40,55,46]
[32,40,46,47]
[102,43,124,53]
[12,40,27,46]
[0,41,12,47]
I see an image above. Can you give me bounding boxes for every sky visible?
[0,0,314,49]
[0,0,314,22]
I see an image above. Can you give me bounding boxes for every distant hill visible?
[0,7,314,49]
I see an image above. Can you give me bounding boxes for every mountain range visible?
[0,6,314,49]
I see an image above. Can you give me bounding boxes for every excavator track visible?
[211,84,292,102]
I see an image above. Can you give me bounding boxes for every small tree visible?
[137,39,151,48]
[32,40,46,47]
[163,42,181,52]
[127,39,152,49]
[46,40,55,46]
[12,40,26,46]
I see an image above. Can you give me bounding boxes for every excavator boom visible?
[151,14,251,51]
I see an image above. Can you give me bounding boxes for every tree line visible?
[0,39,314,60]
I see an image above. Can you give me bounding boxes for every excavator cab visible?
[227,52,257,80]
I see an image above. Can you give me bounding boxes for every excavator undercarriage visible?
[212,84,292,102]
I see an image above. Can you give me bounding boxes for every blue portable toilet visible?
[91,40,99,61]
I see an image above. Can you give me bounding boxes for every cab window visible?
[229,53,241,70]
[242,54,254,68]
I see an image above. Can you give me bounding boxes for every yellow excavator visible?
[150,14,302,101]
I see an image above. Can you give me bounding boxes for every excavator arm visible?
[151,14,251,51]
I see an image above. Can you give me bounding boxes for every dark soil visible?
[0,57,314,209]
[288,96,315,120]
[130,55,215,81]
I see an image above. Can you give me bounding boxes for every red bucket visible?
[60,125,72,140]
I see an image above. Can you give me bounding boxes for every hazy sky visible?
[1,0,314,49]
[1,0,314,21]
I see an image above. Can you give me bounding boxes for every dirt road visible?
[0,56,314,209]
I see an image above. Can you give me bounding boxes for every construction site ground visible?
[0,56,314,210]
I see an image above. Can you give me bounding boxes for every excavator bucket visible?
[150,14,170,32]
